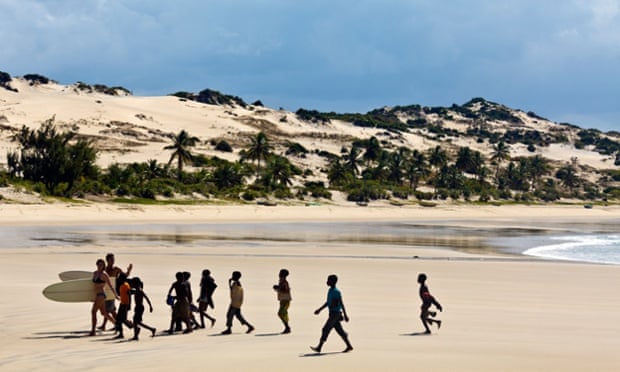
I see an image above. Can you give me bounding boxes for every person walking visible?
[221,271,254,335]
[198,269,217,328]
[417,273,443,334]
[273,269,291,334]
[100,253,132,331]
[167,272,193,334]
[129,277,156,340]
[310,274,353,353]
[90,259,118,336]
[114,272,133,339]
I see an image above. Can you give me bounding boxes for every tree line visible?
[2,117,618,203]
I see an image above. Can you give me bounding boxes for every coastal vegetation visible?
[0,72,618,205]
[2,117,618,205]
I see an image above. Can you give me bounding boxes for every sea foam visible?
[524,235,620,265]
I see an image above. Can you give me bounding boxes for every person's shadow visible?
[400,332,432,336]
[25,330,91,340]
[299,351,345,357]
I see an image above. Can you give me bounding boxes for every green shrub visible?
[23,73,50,85]
[242,190,259,201]
[391,187,409,199]
[0,173,8,187]
[215,140,233,152]
[345,181,388,202]
[414,191,434,200]
[274,188,293,199]
[302,181,332,199]
[0,71,10,84]
[286,142,308,156]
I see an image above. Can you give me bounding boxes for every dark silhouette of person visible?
[167,272,193,334]
[198,269,217,328]
[417,273,443,334]
[310,274,353,353]
[273,268,291,334]
[221,271,254,335]
[130,277,156,340]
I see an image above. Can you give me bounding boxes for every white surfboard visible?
[43,277,116,303]
[58,270,92,281]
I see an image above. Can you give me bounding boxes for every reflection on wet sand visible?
[0,220,573,256]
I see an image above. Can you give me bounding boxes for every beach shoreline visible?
[1,201,618,226]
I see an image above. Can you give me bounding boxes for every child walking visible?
[273,269,291,334]
[114,273,133,339]
[417,273,443,334]
[198,269,217,328]
[130,277,156,340]
[221,271,254,335]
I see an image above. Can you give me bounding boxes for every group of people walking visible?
[91,253,443,352]
[90,254,155,340]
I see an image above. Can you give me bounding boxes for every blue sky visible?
[1,0,619,132]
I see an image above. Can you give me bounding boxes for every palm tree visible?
[428,145,448,170]
[262,156,294,189]
[471,151,486,182]
[344,146,362,176]
[528,155,550,189]
[244,131,273,175]
[327,159,351,187]
[362,136,382,166]
[428,146,448,197]
[212,162,246,189]
[456,147,480,174]
[556,165,580,192]
[386,147,409,185]
[404,150,428,191]
[490,141,510,179]
[164,130,199,179]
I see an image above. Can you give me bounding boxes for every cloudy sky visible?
[1,0,619,131]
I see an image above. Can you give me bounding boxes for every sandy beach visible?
[0,203,619,371]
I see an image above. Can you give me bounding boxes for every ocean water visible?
[523,234,620,265]
[1,221,618,265]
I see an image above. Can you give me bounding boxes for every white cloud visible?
[0,0,617,130]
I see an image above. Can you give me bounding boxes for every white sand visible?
[0,204,619,371]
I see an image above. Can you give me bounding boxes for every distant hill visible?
[0,71,618,203]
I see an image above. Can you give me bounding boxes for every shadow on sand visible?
[299,351,345,357]
[25,330,92,340]
[400,332,433,336]
[254,332,283,337]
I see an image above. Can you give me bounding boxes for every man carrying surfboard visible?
[100,253,132,331]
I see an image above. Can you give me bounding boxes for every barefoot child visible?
[198,269,217,328]
[221,271,254,335]
[130,277,156,340]
[273,268,291,334]
[114,273,133,339]
[417,273,443,334]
